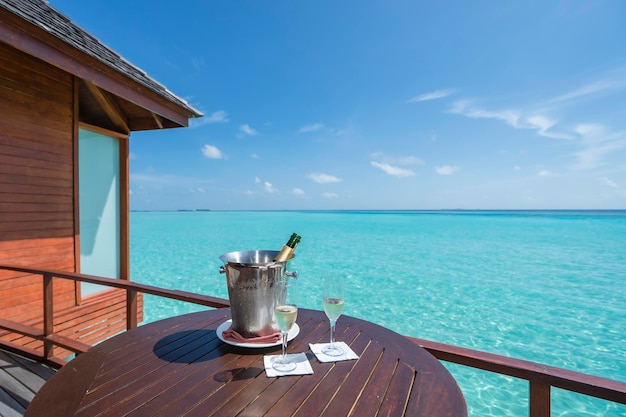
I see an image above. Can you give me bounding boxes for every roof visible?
[0,0,203,118]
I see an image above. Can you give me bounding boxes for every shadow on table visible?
[151,330,267,381]
[152,329,225,363]
[213,367,263,382]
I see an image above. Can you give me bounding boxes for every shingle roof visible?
[0,0,203,117]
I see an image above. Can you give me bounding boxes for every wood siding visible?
[0,41,76,321]
[0,41,140,353]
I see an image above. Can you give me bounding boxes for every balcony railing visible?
[1,264,625,417]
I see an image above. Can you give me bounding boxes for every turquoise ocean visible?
[129,210,626,417]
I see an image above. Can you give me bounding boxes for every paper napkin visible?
[309,342,359,363]
[263,353,314,378]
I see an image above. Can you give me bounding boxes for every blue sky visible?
[52,1,626,210]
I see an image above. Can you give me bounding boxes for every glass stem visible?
[329,319,336,346]
[281,330,288,360]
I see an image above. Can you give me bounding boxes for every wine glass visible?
[322,276,345,356]
[272,279,298,372]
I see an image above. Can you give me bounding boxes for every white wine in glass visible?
[322,276,345,356]
[272,279,298,372]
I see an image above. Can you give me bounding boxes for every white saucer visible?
[216,319,300,348]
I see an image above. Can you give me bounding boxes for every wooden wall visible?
[0,41,140,355]
[0,41,77,321]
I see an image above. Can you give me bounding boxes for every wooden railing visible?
[0,264,229,366]
[409,337,626,417]
[1,264,625,417]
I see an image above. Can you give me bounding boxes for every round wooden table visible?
[26,308,467,416]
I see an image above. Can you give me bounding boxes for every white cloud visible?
[205,110,229,123]
[450,101,574,139]
[371,162,415,177]
[513,165,521,171]
[322,192,338,198]
[450,100,521,128]
[299,123,325,133]
[407,89,455,103]
[599,177,618,188]
[398,156,424,165]
[571,124,626,170]
[251,153,259,159]
[434,165,460,175]
[371,152,423,166]
[264,181,278,193]
[548,77,626,104]
[525,115,572,139]
[240,124,258,135]
[537,169,553,177]
[307,173,342,184]
[292,188,305,196]
[191,110,229,127]
[202,144,225,159]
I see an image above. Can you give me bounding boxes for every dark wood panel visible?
[0,220,74,233]
[0,212,72,224]
[0,192,71,205]
[0,171,72,189]
[0,80,72,112]
[0,204,73,216]
[0,141,74,166]
[0,182,73,196]
[0,150,72,179]
[0,42,73,91]
[0,136,71,161]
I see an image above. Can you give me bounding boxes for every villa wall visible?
[0,41,139,355]
[0,41,77,320]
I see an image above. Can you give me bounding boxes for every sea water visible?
[129,210,626,417]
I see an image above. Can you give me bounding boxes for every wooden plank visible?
[0,220,74,234]
[0,319,44,338]
[530,380,551,417]
[348,349,399,416]
[0,350,51,411]
[44,334,90,354]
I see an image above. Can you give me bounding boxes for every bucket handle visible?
[218,265,297,279]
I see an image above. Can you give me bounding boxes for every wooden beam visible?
[83,81,130,134]
[42,273,53,359]
[530,380,551,417]
[151,112,164,129]
[0,319,44,337]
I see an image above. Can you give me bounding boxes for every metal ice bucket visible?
[218,250,297,338]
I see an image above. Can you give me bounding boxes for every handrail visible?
[410,337,626,417]
[1,264,625,417]
[0,263,229,365]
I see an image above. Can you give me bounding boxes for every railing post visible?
[529,380,551,417]
[126,289,138,330]
[43,273,54,359]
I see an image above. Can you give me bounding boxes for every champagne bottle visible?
[274,233,301,261]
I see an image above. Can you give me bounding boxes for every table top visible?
[26,308,467,417]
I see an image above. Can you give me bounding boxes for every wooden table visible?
[25,308,467,416]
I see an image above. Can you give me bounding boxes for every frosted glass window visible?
[79,129,120,296]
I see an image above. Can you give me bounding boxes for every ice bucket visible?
[218,250,297,338]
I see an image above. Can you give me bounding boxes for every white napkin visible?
[309,342,359,363]
[263,353,314,378]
